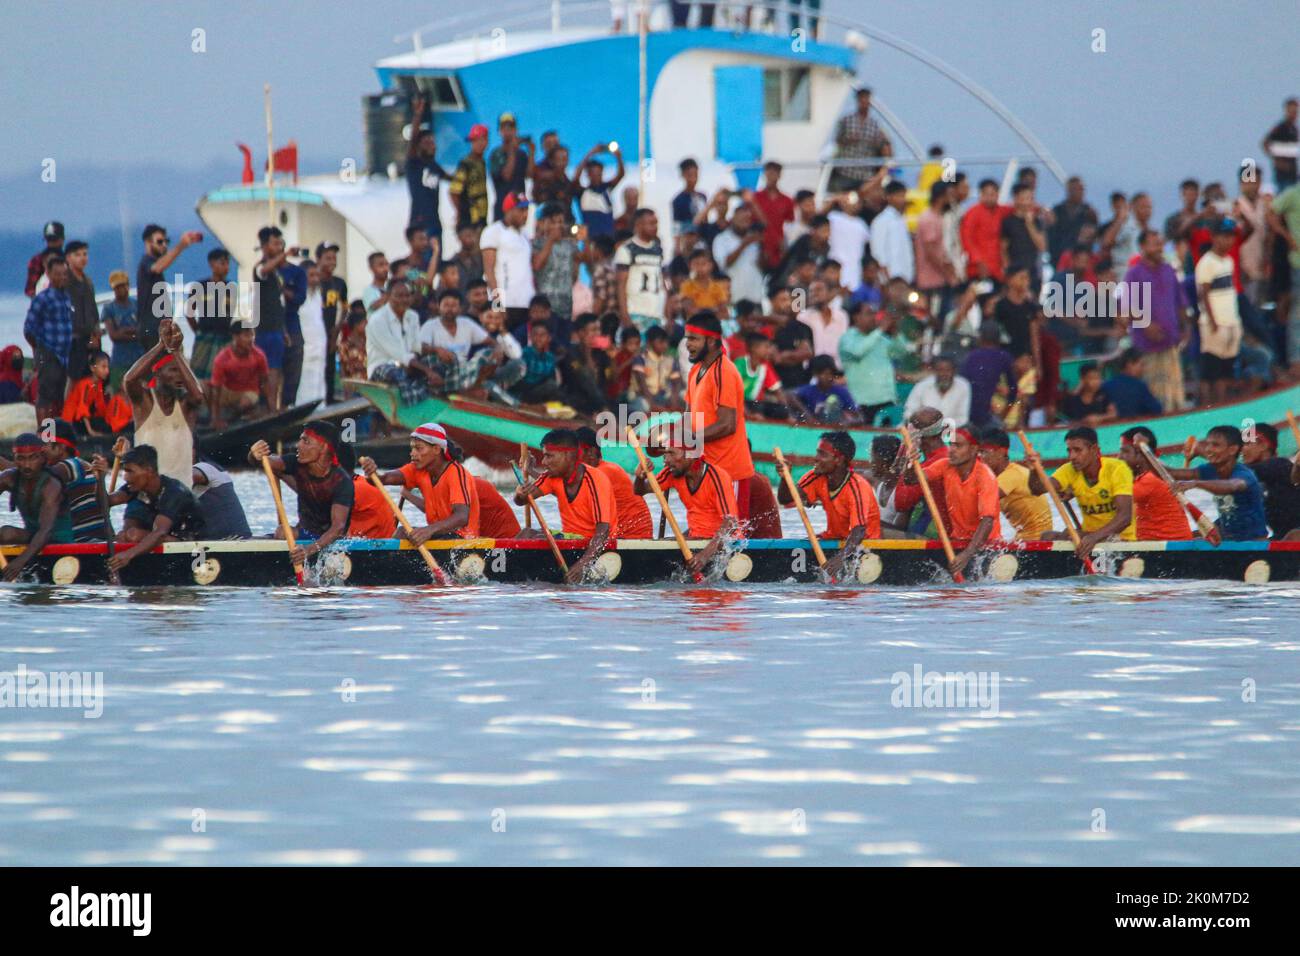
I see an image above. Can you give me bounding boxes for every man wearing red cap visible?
[450,123,490,229]
[250,422,355,567]
[901,423,1000,578]
[777,430,880,580]
[516,429,615,583]
[1,433,74,581]
[361,422,480,542]
[123,318,205,489]
[634,433,740,576]
[482,193,537,339]
[575,426,652,539]
[683,310,782,536]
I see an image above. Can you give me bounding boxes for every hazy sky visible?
[1,0,1296,220]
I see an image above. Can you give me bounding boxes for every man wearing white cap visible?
[360,422,481,543]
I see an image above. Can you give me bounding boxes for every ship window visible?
[763,67,810,122]
[398,74,465,111]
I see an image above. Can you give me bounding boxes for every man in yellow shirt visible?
[978,428,1052,540]
[1026,425,1135,559]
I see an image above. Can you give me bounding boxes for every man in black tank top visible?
[249,420,353,568]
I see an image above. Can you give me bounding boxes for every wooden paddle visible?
[773,447,828,574]
[1133,438,1219,544]
[107,456,122,493]
[260,454,304,585]
[511,461,569,576]
[1017,430,1098,574]
[368,473,450,585]
[95,472,120,585]
[1182,435,1197,468]
[519,442,532,531]
[898,426,963,583]
[626,428,704,583]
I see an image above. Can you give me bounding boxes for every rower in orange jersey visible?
[776,430,880,580]
[394,439,521,539]
[574,425,652,539]
[633,431,741,576]
[360,422,479,542]
[901,424,1000,578]
[1117,426,1197,542]
[516,428,616,583]
[682,310,781,537]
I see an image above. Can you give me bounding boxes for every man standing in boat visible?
[776,430,880,580]
[635,431,741,577]
[1026,426,1135,559]
[0,433,73,581]
[682,311,780,537]
[901,425,1000,579]
[250,422,354,568]
[515,429,615,584]
[360,422,480,543]
[123,318,205,490]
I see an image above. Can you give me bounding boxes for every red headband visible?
[302,427,339,465]
[684,324,721,340]
[953,427,977,445]
[12,443,43,454]
[147,353,176,388]
[543,443,576,454]
[52,436,78,453]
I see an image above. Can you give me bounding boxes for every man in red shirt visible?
[960,178,1011,283]
[891,407,950,536]
[751,161,795,272]
[777,430,880,581]
[209,326,271,429]
[575,426,652,538]
[901,424,1000,578]
[516,429,615,583]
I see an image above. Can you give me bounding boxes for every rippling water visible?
[1,474,1298,866]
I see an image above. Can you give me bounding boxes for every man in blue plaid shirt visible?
[23,253,74,423]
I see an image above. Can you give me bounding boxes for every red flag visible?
[237,143,254,185]
[272,141,298,183]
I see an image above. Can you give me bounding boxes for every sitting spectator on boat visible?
[366,279,444,404]
[209,326,272,431]
[510,319,562,405]
[904,354,971,429]
[62,350,132,436]
[1165,426,1269,541]
[791,355,861,424]
[98,443,207,574]
[1116,426,1194,542]
[0,344,26,404]
[628,325,680,412]
[1242,423,1300,539]
[1101,349,1162,419]
[1061,362,1116,427]
[735,332,788,420]
[977,428,1052,542]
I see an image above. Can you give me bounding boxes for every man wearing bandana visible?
[776,430,880,580]
[634,430,741,576]
[901,424,1000,578]
[1,432,74,581]
[516,429,616,584]
[574,426,653,540]
[891,406,950,539]
[361,422,479,543]
[682,311,782,537]
[250,421,354,567]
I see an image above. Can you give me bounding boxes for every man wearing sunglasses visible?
[136,223,202,350]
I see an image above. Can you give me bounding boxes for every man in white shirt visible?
[1194,220,1243,406]
[942,173,969,283]
[869,180,914,283]
[615,208,666,332]
[796,279,850,368]
[416,287,520,400]
[481,193,536,342]
[361,252,390,314]
[828,197,871,276]
[902,354,971,427]
[712,203,766,306]
[366,278,442,401]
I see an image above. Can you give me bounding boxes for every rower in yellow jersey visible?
[1026,425,1135,559]
[977,427,1052,540]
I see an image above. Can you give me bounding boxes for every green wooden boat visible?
[347,379,1300,477]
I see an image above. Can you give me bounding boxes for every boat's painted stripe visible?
[202,187,327,206]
